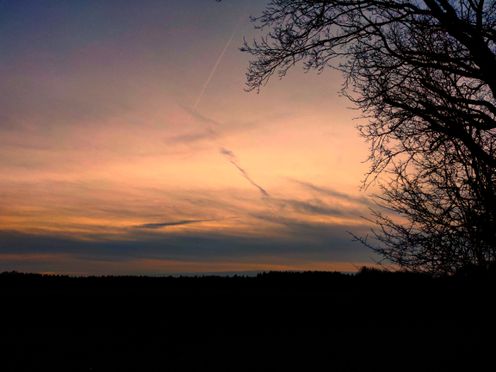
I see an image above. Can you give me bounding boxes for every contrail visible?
[191,10,270,198]
[220,148,270,198]
[193,15,242,110]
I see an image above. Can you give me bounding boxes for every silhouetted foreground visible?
[1,269,495,371]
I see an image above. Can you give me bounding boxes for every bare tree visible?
[362,142,496,274]
[242,0,496,274]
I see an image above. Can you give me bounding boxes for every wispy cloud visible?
[291,179,373,207]
[165,128,218,145]
[181,104,222,127]
[275,198,347,217]
[135,218,217,229]
[220,147,269,198]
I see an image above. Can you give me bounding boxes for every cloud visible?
[275,198,348,217]
[181,104,222,127]
[220,147,270,198]
[291,179,373,207]
[219,148,235,157]
[0,221,372,264]
[0,193,378,274]
[164,128,218,144]
[135,218,217,229]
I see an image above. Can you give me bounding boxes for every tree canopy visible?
[243,0,496,274]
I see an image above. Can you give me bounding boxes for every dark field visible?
[1,270,495,371]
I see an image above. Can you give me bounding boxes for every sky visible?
[0,0,379,275]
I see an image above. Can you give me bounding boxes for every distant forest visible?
[1,269,495,371]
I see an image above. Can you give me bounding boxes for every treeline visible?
[1,268,495,371]
[1,267,494,297]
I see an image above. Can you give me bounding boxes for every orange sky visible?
[0,0,380,275]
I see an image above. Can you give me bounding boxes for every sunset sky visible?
[0,0,380,275]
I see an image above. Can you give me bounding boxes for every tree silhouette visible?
[242,0,496,274]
